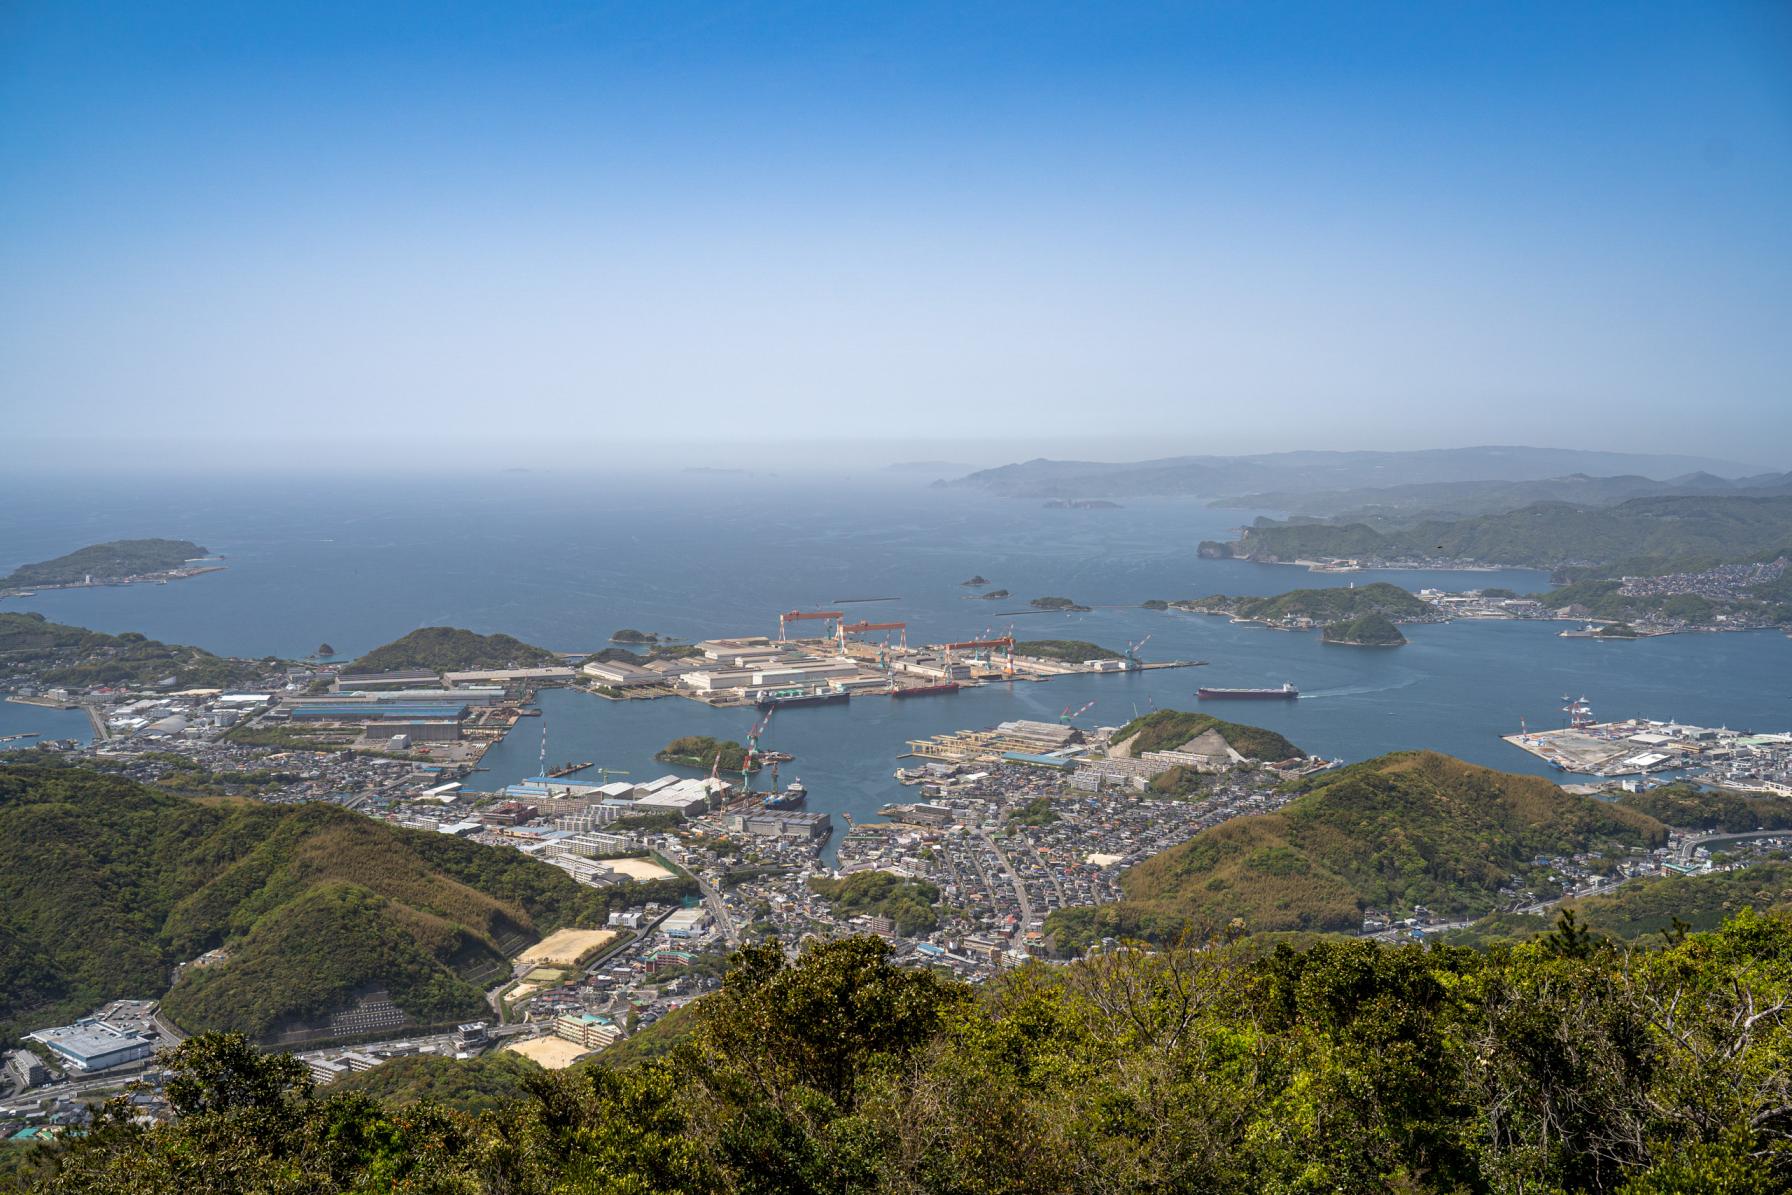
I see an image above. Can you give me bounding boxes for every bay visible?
[4,475,1788,852]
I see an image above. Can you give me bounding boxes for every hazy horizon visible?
[4,434,1786,481]
[5,2,1791,465]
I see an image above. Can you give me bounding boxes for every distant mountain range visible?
[943,447,1770,499]
[1212,471,1792,525]
[1231,493,1792,578]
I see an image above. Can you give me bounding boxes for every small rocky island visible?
[611,628,667,644]
[960,575,990,587]
[1322,612,1408,646]
[966,588,1010,600]
[657,735,759,772]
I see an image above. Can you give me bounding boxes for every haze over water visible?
[4,474,1788,844]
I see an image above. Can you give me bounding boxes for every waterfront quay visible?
[581,613,1199,710]
[1504,716,1792,789]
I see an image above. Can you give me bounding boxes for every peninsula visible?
[1,538,221,595]
[1174,581,1431,628]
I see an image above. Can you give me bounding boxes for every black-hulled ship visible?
[1196,682,1299,700]
[763,778,808,810]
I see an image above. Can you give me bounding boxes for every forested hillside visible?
[0,765,690,1041]
[23,920,1792,1193]
[1049,752,1663,948]
[1176,580,1430,621]
[1108,709,1303,761]
[1237,494,1792,575]
[1445,862,1792,948]
[352,627,562,672]
[1,540,208,587]
[0,612,266,690]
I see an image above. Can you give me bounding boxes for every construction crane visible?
[1060,700,1096,725]
[1124,634,1152,668]
[933,636,1015,673]
[835,619,908,653]
[778,609,844,641]
[738,708,776,792]
[591,767,631,783]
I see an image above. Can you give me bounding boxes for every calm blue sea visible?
[4,475,1789,841]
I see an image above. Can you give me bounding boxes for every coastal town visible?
[5,573,1792,1143]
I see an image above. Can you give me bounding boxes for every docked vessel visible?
[892,681,960,699]
[1197,682,1299,700]
[763,778,808,810]
[754,689,850,710]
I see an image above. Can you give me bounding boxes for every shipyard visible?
[1503,695,1792,791]
[579,609,1201,710]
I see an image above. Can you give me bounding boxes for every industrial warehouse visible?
[579,608,1197,710]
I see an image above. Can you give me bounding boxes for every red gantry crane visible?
[934,635,1015,673]
[777,609,844,641]
[835,619,908,652]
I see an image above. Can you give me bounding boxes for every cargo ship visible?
[892,681,960,699]
[1197,682,1299,700]
[763,778,808,810]
[754,689,850,710]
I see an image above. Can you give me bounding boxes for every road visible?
[695,875,740,946]
[1366,872,1654,942]
[1674,830,1792,866]
[981,831,1034,941]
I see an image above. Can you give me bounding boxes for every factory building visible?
[660,907,713,937]
[332,669,440,691]
[441,667,578,685]
[749,661,858,687]
[335,686,505,705]
[581,659,661,687]
[681,669,758,692]
[723,809,832,841]
[377,719,462,742]
[696,637,785,666]
[286,701,469,722]
[26,1021,154,1073]
[634,779,712,817]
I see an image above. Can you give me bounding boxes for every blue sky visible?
[3,1,1789,467]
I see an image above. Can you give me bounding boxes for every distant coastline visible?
[1,538,226,600]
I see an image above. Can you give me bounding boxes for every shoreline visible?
[0,564,226,601]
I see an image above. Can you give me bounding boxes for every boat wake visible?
[1297,677,1422,699]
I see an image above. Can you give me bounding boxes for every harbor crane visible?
[835,619,908,652]
[1060,700,1096,725]
[1124,634,1152,668]
[737,708,776,792]
[933,635,1015,673]
[778,609,843,641]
